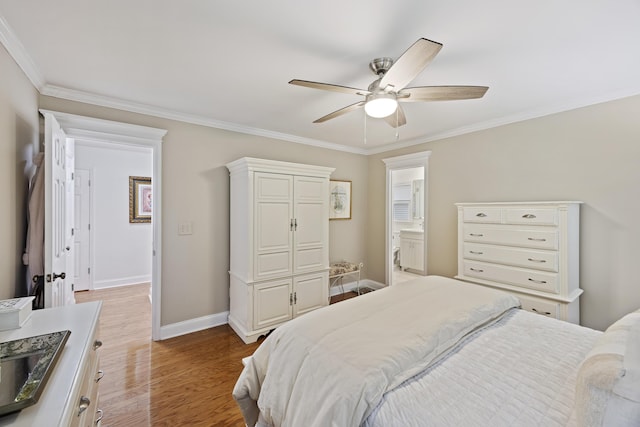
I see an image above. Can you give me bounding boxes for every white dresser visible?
[226,157,334,343]
[0,301,103,426]
[455,202,582,323]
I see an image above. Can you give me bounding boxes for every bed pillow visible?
[575,308,640,426]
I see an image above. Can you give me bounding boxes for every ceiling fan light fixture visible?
[364,93,398,118]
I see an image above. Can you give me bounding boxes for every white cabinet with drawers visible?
[227,157,334,343]
[0,301,103,426]
[455,202,582,323]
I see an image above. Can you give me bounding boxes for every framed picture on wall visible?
[329,180,352,220]
[129,176,152,223]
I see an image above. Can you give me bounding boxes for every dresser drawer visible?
[462,225,558,250]
[463,261,559,294]
[518,295,560,319]
[504,208,558,225]
[462,207,502,223]
[463,243,558,272]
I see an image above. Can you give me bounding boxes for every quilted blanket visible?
[233,275,520,427]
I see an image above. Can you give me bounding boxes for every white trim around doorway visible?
[39,109,167,341]
[381,151,432,287]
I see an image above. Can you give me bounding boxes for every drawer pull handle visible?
[531,308,552,316]
[522,214,537,219]
[475,213,487,217]
[470,267,484,273]
[528,278,547,284]
[469,233,484,237]
[527,237,546,242]
[93,339,103,350]
[470,251,484,255]
[78,396,91,416]
[527,258,546,263]
[96,409,104,423]
[95,370,104,382]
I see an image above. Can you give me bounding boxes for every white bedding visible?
[364,308,601,427]
[233,276,520,427]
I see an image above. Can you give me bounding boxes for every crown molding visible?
[40,84,370,155]
[364,88,640,155]
[0,15,45,90]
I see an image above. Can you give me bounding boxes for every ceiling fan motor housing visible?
[369,57,394,76]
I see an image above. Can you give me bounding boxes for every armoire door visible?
[293,272,327,317]
[293,176,328,274]
[254,172,293,281]
[253,278,293,331]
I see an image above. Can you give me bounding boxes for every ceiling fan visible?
[289,38,488,128]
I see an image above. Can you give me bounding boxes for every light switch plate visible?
[178,222,193,235]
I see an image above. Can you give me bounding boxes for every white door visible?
[253,172,293,281]
[253,278,292,330]
[74,169,91,291]
[292,176,327,274]
[293,272,327,317]
[43,112,72,307]
[64,139,76,304]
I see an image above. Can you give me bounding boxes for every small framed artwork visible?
[129,176,152,223]
[329,180,352,220]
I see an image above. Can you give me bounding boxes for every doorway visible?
[40,109,166,340]
[382,151,431,286]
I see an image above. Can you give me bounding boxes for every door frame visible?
[381,151,431,286]
[40,109,167,341]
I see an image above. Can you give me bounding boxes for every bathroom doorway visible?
[382,152,431,286]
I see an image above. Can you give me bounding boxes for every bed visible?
[233,275,640,426]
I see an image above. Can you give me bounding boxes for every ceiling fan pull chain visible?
[395,109,399,140]
[363,110,367,144]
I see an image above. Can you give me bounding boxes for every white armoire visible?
[226,157,334,343]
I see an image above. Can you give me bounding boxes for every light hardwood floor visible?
[75,284,259,426]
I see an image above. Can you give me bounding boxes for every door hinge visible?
[88,179,91,186]
[71,172,74,180]
[88,267,91,274]
[71,283,74,291]
[289,292,293,306]
[71,228,74,236]
[88,224,91,230]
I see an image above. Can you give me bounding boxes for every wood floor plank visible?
[75,284,259,426]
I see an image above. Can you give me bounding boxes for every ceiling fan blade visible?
[383,104,407,128]
[289,79,369,96]
[313,101,366,123]
[379,38,443,92]
[400,86,489,102]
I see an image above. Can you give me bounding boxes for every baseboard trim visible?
[93,275,151,290]
[159,311,229,340]
[159,279,386,340]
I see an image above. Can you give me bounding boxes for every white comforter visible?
[233,275,520,427]
[364,308,601,427]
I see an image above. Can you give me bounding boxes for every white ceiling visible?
[2,0,640,154]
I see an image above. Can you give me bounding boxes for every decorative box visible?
[0,297,34,331]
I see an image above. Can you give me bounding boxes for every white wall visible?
[369,94,640,331]
[75,142,153,289]
[0,44,39,299]
[40,94,370,327]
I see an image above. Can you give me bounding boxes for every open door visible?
[43,112,74,307]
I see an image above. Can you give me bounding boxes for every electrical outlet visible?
[178,222,193,235]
